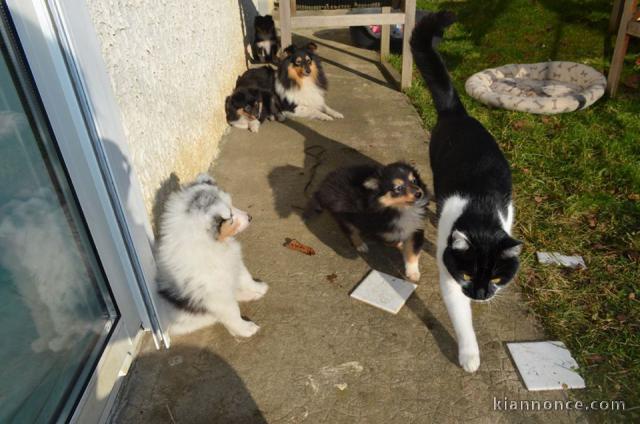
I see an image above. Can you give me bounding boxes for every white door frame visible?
[5,0,169,421]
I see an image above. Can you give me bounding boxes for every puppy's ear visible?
[196,173,216,186]
[363,178,379,190]
[306,42,318,53]
[283,45,296,57]
[225,96,235,120]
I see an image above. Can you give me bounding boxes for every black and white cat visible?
[411,12,522,372]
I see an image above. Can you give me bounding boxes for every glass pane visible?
[0,27,118,423]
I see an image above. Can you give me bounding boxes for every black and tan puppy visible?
[225,67,282,132]
[306,162,429,281]
[253,15,279,63]
[275,42,343,121]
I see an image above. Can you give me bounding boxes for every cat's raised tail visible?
[410,11,466,116]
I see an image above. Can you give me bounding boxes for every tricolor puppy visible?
[275,42,344,121]
[156,174,268,338]
[225,67,282,133]
[306,162,429,282]
[253,15,279,63]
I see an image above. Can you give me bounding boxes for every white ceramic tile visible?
[507,341,586,391]
[350,270,417,314]
[536,252,586,269]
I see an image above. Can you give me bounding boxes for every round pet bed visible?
[465,61,606,114]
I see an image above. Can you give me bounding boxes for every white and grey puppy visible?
[156,174,268,338]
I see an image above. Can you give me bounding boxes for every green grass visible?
[394,0,640,420]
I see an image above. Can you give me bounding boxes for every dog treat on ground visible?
[283,238,316,256]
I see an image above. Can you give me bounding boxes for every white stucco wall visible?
[87,0,268,224]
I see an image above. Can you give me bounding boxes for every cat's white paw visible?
[231,321,260,338]
[332,111,344,119]
[459,350,480,373]
[355,242,369,253]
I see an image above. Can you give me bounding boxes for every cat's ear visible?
[363,178,379,190]
[500,237,523,258]
[451,230,470,251]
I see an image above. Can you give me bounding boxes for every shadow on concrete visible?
[406,293,458,366]
[237,0,260,66]
[268,119,432,278]
[293,33,397,89]
[114,345,266,423]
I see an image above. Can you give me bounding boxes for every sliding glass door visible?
[0,9,119,423]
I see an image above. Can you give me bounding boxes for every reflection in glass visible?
[0,31,117,422]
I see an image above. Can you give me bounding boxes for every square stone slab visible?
[507,341,586,391]
[350,270,417,314]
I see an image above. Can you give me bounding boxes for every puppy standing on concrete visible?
[156,174,268,338]
[275,42,344,121]
[306,162,429,282]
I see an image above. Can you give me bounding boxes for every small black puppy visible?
[225,67,282,132]
[253,15,279,63]
[306,162,429,282]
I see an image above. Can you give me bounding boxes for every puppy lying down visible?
[156,174,268,338]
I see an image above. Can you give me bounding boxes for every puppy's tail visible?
[410,11,466,117]
[302,193,323,220]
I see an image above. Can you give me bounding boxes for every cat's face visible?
[442,229,522,301]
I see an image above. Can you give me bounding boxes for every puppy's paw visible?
[231,320,260,338]
[332,111,344,119]
[249,121,260,133]
[459,350,480,373]
[355,243,369,253]
[247,281,269,300]
[405,267,421,283]
[236,282,269,302]
[317,113,334,121]
[276,113,286,122]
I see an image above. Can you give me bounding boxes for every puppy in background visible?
[275,43,343,121]
[156,174,268,338]
[253,15,279,63]
[306,162,429,282]
[225,67,282,132]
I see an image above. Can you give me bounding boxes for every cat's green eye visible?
[490,277,501,284]
[462,273,472,281]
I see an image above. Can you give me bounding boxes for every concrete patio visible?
[111,30,586,424]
